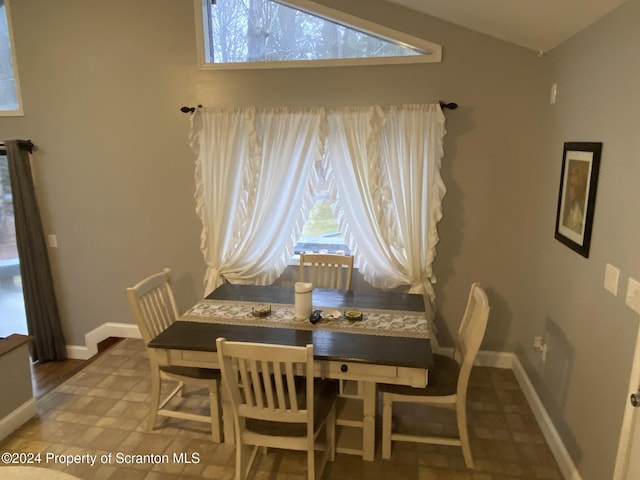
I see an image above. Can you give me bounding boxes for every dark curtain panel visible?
[5,140,67,362]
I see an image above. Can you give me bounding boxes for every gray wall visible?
[518,1,640,478]
[0,0,636,478]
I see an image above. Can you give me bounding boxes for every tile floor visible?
[0,339,563,480]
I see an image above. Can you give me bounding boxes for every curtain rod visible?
[0,140,35,153]
[179,101,458,114]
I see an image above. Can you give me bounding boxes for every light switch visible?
[626,278,640,314]
[604,263,620,295]
[550,83,558,104]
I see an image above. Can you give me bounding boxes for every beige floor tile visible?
[0,339,563,480]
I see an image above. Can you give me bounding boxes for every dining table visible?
[148,283,433,461]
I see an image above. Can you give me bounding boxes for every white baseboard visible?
[434,348,513,369]
[476,349,514,369]
[66,322,141,360]
[510,354,582,480]
[0,398,38,442]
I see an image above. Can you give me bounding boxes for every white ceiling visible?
[386,0,629,53]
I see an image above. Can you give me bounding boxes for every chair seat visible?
[160,365,221,380]
[379,354,459,397]
[246,378,339,437]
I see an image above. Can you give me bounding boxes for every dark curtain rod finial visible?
[180,105,202,114]
[20,140,35,153]
[0,139,35,153]
[439,101,458,110]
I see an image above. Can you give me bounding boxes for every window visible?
[294,160,350,255]
[0,0,22,116]
[0,147,27,336]
[195,0,441,69]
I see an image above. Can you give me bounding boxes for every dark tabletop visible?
[206,284,426,312]
[149,284,432,369]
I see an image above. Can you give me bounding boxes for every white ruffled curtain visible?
[190,107,325,293]
[190,103,445,299]
[325,104,446,300]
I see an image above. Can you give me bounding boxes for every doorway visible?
[613,324,640,479]
[0,150,27,337]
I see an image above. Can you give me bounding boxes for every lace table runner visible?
[180,299,430,339]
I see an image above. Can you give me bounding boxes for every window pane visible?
[207,0,422,64]
[0,0,19,111]
[0,153,28,336]
[294,162,350,255]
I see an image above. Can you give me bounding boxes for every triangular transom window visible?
[196,0,442,68]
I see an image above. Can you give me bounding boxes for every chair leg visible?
[235,442,246,480]
[381,393,393,460]
[148,369,161,431]
[221,388,235,443]
[208,382,222,443]
[235,443,258,480]
[307,442,316,480]
[457,398,474,469]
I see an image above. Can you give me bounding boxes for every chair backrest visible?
[453,283,490,390]
[299,253,354,290]
[216,338,314,427]
[126,268,179,344]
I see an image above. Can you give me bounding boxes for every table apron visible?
[152,348,427,387]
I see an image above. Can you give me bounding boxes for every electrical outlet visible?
[626,278,640,314]
[540,342,547,363]
[48,234,58,248]
[533,336,547,363]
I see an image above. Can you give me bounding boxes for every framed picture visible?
[554,142,602,258]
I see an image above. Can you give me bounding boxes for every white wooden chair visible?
[379,282,490,468]
[126,268,223,442]
[299,253,354,290]
[216,338,338,480]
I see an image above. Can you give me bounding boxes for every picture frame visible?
[554,142,602,258]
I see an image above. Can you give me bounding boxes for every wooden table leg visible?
[361,381,376,461]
